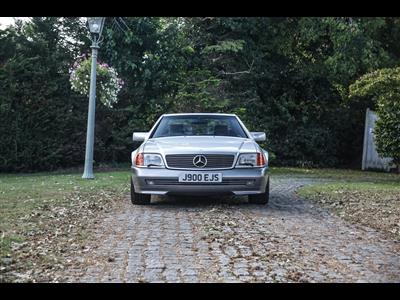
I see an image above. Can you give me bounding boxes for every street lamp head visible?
[87,17,105,35]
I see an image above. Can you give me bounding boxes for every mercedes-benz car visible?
[130,113,269,205]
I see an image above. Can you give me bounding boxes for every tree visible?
[2,17,400,172]
[0,18,89,171]
[166,68,229,113]
[177,17,398,167]
[349,67,400,171]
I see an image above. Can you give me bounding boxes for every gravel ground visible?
[60,176,400,283]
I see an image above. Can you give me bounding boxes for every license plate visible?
[178,173,222,183]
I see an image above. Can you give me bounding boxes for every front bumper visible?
[131,166,269,196]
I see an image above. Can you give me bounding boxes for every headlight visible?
[134,153,165,168]
[236,153,266,167]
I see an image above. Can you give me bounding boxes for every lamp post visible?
[82,17,105,179]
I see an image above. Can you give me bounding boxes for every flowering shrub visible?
[69,56,124,108]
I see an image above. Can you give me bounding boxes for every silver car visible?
[130,113,269,205]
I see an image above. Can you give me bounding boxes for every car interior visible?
[214,124,229,136]
[169,124,185,136]
[167,124,232,136]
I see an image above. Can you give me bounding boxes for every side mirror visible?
[132,132,148,142]
[250,132,266,142]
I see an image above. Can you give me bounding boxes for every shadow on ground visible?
[150,194,250,207]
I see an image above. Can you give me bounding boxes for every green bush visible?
[349,67,400,170]
[2,17,400,172]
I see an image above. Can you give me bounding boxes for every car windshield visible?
[151,115,248,138]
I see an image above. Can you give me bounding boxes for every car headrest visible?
[169,124,184,135]
[214,124,228,136]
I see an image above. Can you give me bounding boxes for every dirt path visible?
[62,176,400,282]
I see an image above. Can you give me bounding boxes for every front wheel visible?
[130,178,151,205]
[248,179,269,204]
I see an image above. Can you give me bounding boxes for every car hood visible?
[142,136,259,155]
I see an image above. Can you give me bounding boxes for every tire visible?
[248,179,269,204]
[130,177,151,205]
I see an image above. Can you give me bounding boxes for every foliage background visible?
[349,67,400,167]
[1,17,399,172]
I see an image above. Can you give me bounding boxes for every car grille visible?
[165,154,235,169]
[146,178,255,186]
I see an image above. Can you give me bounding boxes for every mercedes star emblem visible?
[193,155,207,168]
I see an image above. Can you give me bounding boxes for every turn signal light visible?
[135,153,144,166]
[257,153,265,166]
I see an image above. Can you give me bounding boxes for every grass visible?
[270,166,400,181]
[298,181,400,197]
[0,169,131,264]
[296,168,400,241]
[293,167,400,198]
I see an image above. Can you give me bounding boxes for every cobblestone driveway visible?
[66,177,400,282]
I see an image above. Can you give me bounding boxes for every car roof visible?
[162,113,237,117]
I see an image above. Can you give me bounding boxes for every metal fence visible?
[361,108,393,171]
